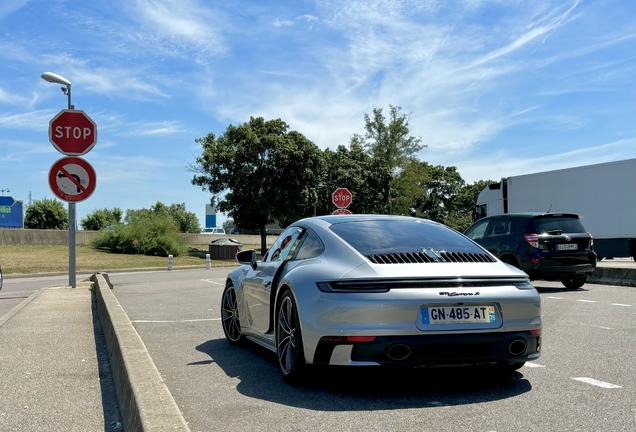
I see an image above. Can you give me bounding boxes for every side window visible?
[294,230,325,260]
[486,218,510,238]
[267,227,304,262]
[465,220,489,240]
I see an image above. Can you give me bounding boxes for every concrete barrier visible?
[92,273,190,432]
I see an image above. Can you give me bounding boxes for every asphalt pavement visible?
[0,259,634,431]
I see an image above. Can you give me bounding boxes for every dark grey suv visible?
[464,213,596,289]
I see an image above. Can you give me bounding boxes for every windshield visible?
[329,219,485,256]
[533,217,586,234]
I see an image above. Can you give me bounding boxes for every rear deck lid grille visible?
[366,251,496,264]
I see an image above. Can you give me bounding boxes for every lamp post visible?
[0,188,9,196]
[41,72,77,288]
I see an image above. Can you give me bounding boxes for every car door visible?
[242,226,304,334]
[481,217,513,257]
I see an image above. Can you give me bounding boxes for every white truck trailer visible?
[473,158,636,260]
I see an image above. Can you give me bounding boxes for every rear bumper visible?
[313,331,541,367]
[523,252,597,280]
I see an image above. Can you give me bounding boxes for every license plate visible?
[422,306,497,325]
[557,243,578,250]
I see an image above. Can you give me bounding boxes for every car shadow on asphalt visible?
[194,338,532,410]
[533,283,590,293]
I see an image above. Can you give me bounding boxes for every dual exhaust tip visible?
[385,338,528,361]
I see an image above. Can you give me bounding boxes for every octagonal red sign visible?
[332,187,352,208]
[48,109,98,156]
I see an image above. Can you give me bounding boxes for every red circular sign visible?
[48,157,97,203]
[332,188,352,208]
[332,208,353,215]
[49,110,97,156]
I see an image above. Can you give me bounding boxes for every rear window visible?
[533,217,586,234]
[329,219,486,256]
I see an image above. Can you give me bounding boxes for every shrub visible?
[91,213,188,257]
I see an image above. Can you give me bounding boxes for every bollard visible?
[167,254,173,271]
[206,253,211,269]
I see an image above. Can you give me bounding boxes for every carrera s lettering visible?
[439,291,481,296]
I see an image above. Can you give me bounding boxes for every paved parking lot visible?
[105,269,636,432]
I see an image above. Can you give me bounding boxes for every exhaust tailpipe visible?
[387,344,412,361]
[508,339,527,356]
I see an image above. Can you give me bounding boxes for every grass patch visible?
[0,244,259,275]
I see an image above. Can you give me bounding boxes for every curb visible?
[589,267,636,287]
[92,272,191,432]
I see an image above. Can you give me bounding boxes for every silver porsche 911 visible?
[222,215,541,382]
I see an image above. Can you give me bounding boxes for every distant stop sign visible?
[332,188,352,209]
[49,109,98,156]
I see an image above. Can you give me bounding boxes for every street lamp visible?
[41,71,77,287]
[0,188,9,196]
[41,72,74,109]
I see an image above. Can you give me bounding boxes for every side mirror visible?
[236,249,257,270]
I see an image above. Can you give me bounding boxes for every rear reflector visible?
[320,336,376,343]
[530,329,541,335]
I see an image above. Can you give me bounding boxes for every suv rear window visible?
[329,219,486,256]
[533,217,586,234]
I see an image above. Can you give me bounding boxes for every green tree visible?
[190,117,324,254]
[80,207,123,231]
[222,219,235,233]
[125,202,200,233]
[350,105,426,214]
[317,142,392,216]
[355,105,426,172]
[92,212,187,257]
[415,165,465,224]
[24,198,68,230]
[445,179,494,231]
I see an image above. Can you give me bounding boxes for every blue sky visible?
[0,0,634,228]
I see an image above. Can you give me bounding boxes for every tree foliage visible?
[24,198,68,230]
[190,117,323,253]
[125,202,200,233]
[92,212,187,257]
[80,207,122,231]
[317,143,392,216]
[354,105,426,172]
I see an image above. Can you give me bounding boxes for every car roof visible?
[297,214,443,228]
[481,212,580,219]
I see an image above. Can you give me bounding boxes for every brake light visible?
[530,329,541,335]
[587,232,594,246]
[524,234,539,248]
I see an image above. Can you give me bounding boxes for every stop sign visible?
[49,109,98,156]
[332,188,352,208]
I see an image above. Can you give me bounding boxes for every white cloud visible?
[0,0,29,19]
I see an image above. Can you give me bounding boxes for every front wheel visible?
[276,289,306,383]
[221,283,243,345]
[561,275,587,289]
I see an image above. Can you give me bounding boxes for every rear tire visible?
[561,275,587,289]
[221,283,244,345]
[276,289,306,383]
[502,257,520,269]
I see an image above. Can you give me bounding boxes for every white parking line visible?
[576,300,597,303]
[572,377,621,389]
[201,279,224,285]
[612,304,632,307]
[523,363,545,368]
[547,296,563,299]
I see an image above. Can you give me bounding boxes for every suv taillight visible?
[524,234,539,248]
[587,232,593,247]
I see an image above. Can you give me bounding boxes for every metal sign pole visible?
[66,89,76,288]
